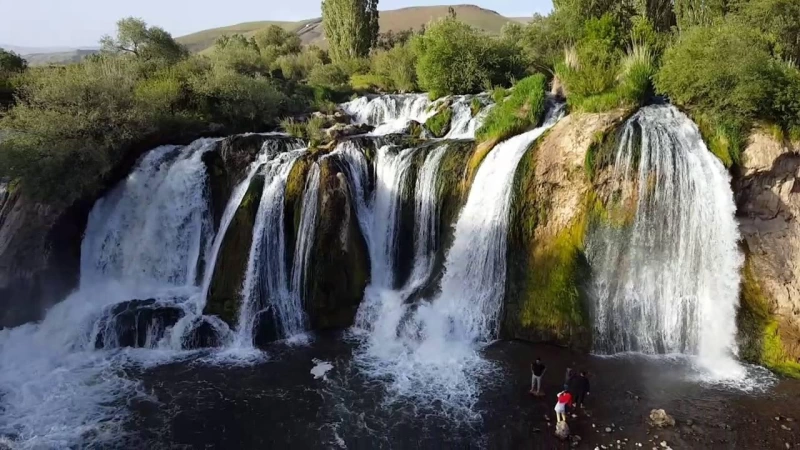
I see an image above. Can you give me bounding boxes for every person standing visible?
[530,358,546,395]
[569,370,590,408]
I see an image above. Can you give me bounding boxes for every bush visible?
[275,49,324,81]
[307,63,350,91]
[370,44,417,92]
[190,67,287,130]
[476,74,547,143]
[413,17,524,98]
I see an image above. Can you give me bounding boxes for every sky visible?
[1,0,554,49]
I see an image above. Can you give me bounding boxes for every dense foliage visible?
[2,0,800,205]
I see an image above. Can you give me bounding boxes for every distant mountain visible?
[177,4,529,53]
[0,44,79,55]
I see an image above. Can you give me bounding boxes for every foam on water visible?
[342,94,435,135]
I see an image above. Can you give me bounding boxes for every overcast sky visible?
[1,0,554,48]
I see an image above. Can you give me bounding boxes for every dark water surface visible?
[121,333,800,449]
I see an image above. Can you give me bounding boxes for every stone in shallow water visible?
[556,421,570,439]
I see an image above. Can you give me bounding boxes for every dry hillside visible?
[177,4,526,52]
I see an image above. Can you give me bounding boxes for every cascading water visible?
[342,94,434,135]
[586,105,744,378]
[353,104,565,416]
[0,138,220,448]
[234,149,306,347]
[289,162,321,326]
[405,145,449,292]
[445,96,493,139]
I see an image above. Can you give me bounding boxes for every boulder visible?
[253,308,282,347]
[184,316,228,349]
[648,409,676,428]
[94,299,184,349]
[555,421,570,439]
[325,123,373,140]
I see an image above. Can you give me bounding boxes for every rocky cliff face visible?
[503,110,628,348]
[735,131,800,374]
[0,189,86,328]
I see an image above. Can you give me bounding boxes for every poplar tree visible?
[321,0,379,61]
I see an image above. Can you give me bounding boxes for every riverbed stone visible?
[649,409,676,428]
[94,299,184,349]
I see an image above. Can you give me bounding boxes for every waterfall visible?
[587,105,744,377]
[81,139,217,294]
[234,149,305,347]
[353,104,565,415]
[342,94,434,135]
[290,162,321,325]
[405,145,448,293]
[445,97,493,139]
[0,138,221,448]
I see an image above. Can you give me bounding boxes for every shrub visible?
[307,63,350,91]
[476,74,547,143]
[189,67,286,131]
[617,44,656,106]
[275,49,324,81]
[281,118,306,138]
[370,44,417,92]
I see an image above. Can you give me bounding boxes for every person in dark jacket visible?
[568,370,590,408]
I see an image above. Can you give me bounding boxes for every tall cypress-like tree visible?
[322,0,379,61]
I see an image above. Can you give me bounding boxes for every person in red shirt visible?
[554,390,572,423]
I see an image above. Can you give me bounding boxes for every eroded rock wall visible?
[504,110,628,349]
[735,131,800,373]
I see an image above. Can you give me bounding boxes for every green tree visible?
[321,0,380,61]
[253,25,302,55]
[735,0,800,63]
[0,49,27,107]
[100,17,188,63]
[413,18,524,98]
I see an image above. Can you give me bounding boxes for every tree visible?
[413,18,524,98]
[0,49,27,73]
[100,17,187,63]
[321,0,379,61]
[735,0,800,63]
[253,25,302,55]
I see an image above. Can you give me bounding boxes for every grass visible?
[476,74,547,143]
[470,97,483,117]
[559,44,655,113]
[693,114,746,168]
[425,107,453,137]
[280,116,327,147]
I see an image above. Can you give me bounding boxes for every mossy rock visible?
[306,156,370,329]
[284,155,313,271]
[737,256,800,378]
[204,174,265,326]
[470,97,484,117]
[503,139,592,349]
[424,107,453,138]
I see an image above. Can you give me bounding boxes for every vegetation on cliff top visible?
[476,74,547,143]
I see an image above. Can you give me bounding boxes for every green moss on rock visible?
[306,157,370,329]
[204,175,264,325]
[425,107,453,138]
[737,258,800,378]
[504,139,592,349]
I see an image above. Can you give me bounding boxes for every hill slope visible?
[177,4,521,52]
